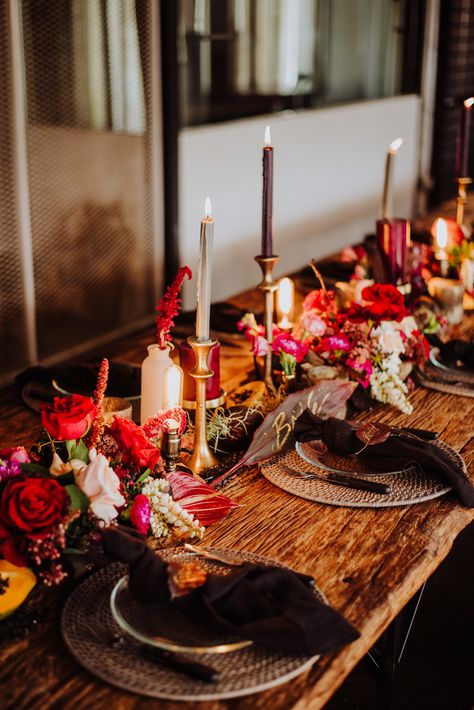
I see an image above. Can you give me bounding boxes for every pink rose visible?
[301,311,326,337]
[76,449,125,524]
[0,447,30,464]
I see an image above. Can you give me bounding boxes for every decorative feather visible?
[210,379,356,488]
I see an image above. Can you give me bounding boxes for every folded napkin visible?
[437,339,474,371]
[16,362,140,398]
[103,527,359,656]
[294,412,474,507]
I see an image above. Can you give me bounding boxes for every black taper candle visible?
[261,126,273,257]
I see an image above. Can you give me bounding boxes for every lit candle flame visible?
[264,125,271,146]
[204,196,212,219]
[464,97,474,109]
[277,277,294,329]
[435,218,448,250]
[163,363,183,410]
[388,137,404,154]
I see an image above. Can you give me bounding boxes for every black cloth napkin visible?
[437,339,474,371]
[16,362,140,398]
[294,412,474,507]
[103,527,359,656]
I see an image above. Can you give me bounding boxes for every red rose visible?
[110,417,160,470]
[0,477,69,565]
[348,283,409,324]
[361,284,405,308]
[40,394,97,440]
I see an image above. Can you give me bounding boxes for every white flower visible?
[399,316,418,336]
[76,448,125,524]
[372,322,404,356]
[141,476,204,540]
[49,452,87,477]
[369,353,412,414]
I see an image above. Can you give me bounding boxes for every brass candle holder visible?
[456,177,472,227]
[185,336,218,475]
[162,421,181,474]
[255,255,279,388]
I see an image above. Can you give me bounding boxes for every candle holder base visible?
[255,255,279,389]
[185,336,219,476]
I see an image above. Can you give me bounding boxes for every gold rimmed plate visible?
[295,440,415,478]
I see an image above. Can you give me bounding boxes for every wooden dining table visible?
[1,270,473,710]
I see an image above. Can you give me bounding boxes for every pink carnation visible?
[272,333,309,362]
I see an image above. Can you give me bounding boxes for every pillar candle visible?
[376,218,411,285]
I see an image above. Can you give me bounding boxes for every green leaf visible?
[19,462,49,475]
[68,439,89,464]
[133,468,151,490]
[65,484,89,513]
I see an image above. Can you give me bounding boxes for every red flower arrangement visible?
[155,266,192,349]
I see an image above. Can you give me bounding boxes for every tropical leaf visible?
[166,470,239,527]
[211,379,356,487]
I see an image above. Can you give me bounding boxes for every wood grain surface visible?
[0,270,473,710]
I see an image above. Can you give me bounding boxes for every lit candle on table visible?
[457,97,474,178]
[277,277,294,330]
[381,137,403,219]
[434,218,449,277]
[261,125,274,257]
[196,197,214,340]
[163,363,183,409]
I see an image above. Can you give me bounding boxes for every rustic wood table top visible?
[1,272,474,710]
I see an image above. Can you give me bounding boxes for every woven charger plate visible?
[415,349,474,398]
[259,443,463,508]
[61,552,323,701]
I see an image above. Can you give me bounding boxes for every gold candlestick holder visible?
[456,177,472,227]
[255,255,279,388]
[185,336,218,476]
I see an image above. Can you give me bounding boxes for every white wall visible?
[179,95,420,309]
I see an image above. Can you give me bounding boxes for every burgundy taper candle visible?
[457,97,474,178]
[261,125,273,257]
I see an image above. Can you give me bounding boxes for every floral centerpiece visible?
[238,281,430,415]
[0,359,236,599]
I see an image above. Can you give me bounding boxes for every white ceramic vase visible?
[140,344,173,424]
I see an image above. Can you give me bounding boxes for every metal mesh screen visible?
[0,2,30,380]
[0,0,159,375]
